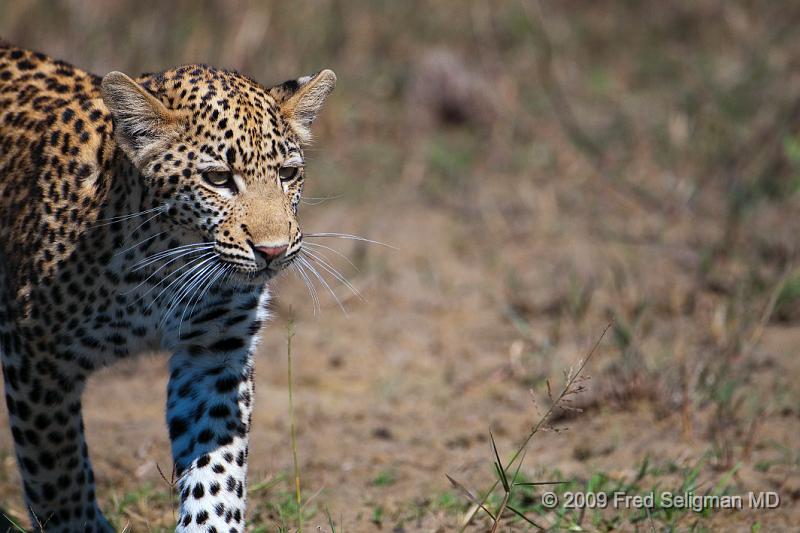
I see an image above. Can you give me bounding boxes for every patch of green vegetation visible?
[775,270,800,322]
[784,136,800,195]
[754,441,800,473]
[589,67,611,95]
[473,455,740,531]
[249,487,318,533]
[370,504,384,527]
[104,482,174,532]
[433,490,466,514]
[422,132,480,202]
[372,468,397,487]
[112,482,172,508]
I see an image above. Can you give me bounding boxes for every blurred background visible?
[1,1,800,530]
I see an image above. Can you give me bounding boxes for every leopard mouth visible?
[221,258,293,285]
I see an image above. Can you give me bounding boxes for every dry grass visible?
[447,322,610,531]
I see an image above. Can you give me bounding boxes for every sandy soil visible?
[2,178,799,532]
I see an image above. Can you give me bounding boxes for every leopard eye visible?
[203,170,236,192]
[279,166,299,181]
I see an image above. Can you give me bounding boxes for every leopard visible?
[0,41,336,532]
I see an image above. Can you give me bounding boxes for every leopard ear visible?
[101,71,180,165]
[270,69,336,143]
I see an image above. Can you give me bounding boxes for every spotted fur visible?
[0,42,335,532]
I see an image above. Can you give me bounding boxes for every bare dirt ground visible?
[2,177,799,531]
[2,1,800,531]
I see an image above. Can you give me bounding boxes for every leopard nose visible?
[253,243,288,259]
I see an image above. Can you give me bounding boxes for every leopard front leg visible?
[164,295,264,533]
[0,340,113,533]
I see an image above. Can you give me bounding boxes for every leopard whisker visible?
[151,257,218,322]
[131,242,215,271]
[301,249,362,301]
[173,260,224,332]
[114,231,166,257]
[166,257,220,324]
[292,262,320,315]
[143,252,218,309]
[293,261,318,307]
[124,210,166,241]
[136,252,215,305]
[91,205,167,228]
[298,255,347,315]
[159,255,220,316]
[207,263,232,295]
[124,247,212,296]
[183,262,228,328]
[130,251,202,302]
[219,264,236,289]
[165,258,220,328]
[302,241,359,271]
[300,193,343,206]
[304,232,397,250]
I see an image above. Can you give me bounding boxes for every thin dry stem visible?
[287,315,302,532]
[457,321,612,531]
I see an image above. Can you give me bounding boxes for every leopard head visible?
[100,65,336,282]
